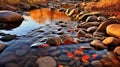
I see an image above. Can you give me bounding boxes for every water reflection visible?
[30,8,71,23]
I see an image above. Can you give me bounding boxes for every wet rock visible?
[0,34,17,42]
[91,60,103,67]
[50,50,61,56]
[106,24,120,38]
[46,34,73,46]
[87,26,97,33]
[0,44,7,53]
[49,47,57,51]
[100,57,114,67]
[80,22,100,28]
[36,56,57,67]
[90,12,102,17]
[78,13,93,21]
[107,51,120,67]
[80,46,94,50]
[114,46,120,59]
[15,49,27,56]
[90,39,108,50]
[79,11,88,15]
[103,37,120,46]
[93,18,120,37]
[86,16,98,22]
[97,16,106,22]
[5,63,19,67]
[58,8,66,12]
[76,29,86,37]
[65,9,75,17]
[58,55,70,61]
[0,11,24,23]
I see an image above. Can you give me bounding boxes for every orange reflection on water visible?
[29,8,71,24]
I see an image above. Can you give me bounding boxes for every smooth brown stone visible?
[87,26,97,33]
[94,18,120,36]
[107,24,120,38]
[91,60,103,67]
[107,51,120,67]
[114,46,120,56]
[103,37,120,46]
[90,39,108,50]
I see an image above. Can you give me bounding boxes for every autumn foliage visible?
[85,0,120,18]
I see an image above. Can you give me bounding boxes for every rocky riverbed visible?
[0,1,120,67]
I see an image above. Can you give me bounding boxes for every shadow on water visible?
[0,8,70,36]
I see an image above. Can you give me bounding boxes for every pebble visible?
[36,56,57,67]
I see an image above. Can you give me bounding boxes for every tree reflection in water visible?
[29,8,71,24]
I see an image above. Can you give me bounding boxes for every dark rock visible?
[80,22,100,28]
[0,11,24,23]
[86,16,98,22]
[0,34,17,42]
[97,16,106,22]
[78,13,93,21]
[87,26,97,33]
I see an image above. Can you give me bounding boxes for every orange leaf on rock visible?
[74,49,84,55]
[82,55,90,63]
[67,52,74,59]
[92,54,97,59]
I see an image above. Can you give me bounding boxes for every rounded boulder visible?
[0,11,24,24]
